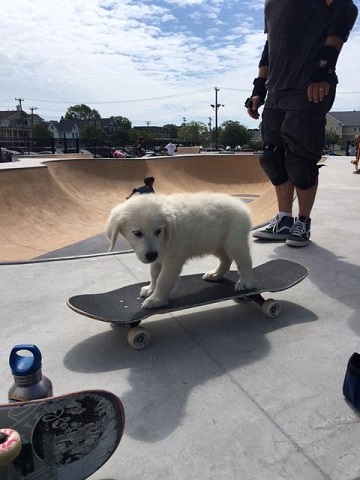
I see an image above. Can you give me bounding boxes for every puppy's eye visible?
[133,230,143,238]
[155,228,162,236]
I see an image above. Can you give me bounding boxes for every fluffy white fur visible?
[106,192,253,308]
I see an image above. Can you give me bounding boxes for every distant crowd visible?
[111,138,177,159]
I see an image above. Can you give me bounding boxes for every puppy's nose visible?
[145,251,158,262]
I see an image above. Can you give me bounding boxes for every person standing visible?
[247,0,358,247]
[352,137,360,173]
[134,137,145,157]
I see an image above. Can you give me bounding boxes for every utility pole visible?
[29,107,38,153]
[210,87,224,150]
[15,97,24,111]
[15,98,25,149]
[208,117,212,146]
[30,107,38,129]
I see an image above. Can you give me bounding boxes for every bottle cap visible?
[9,345,42,376]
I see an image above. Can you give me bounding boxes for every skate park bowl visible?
[0,154,277,263]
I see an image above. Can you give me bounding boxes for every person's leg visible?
[252,98,295,240]
[275,180,295,213]
[281,181,318,247]
[296,180,318,218]
[281,151,318,247]
[279,86,336,246]
[252,176,295,241]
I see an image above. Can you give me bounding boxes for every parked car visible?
[0,147,13,162]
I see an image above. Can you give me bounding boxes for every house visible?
[48,119,82,149]
[0,109,43,146]
[47,117,121,154]
[47,117,120,146]
[326,111,360,144]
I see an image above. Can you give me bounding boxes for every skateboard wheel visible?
[127,327,151,350]
[0,429,22,465]
[262,299,281,318]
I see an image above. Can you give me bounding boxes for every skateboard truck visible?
[233,293,282,318]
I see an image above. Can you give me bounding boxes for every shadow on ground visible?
[64,301,317,443]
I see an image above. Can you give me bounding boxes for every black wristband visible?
[245,77,267,109]
[310,45,339,83]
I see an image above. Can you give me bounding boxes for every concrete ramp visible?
[0,155,277,262]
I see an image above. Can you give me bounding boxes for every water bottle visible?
[8,344,53,402]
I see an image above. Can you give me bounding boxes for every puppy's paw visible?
[202,271,224,282]
[235,280,253,292]
[142,296,168,309]
[140,285,154,298]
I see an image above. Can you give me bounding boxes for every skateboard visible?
[0,389,125,480]
[67,259,308,350]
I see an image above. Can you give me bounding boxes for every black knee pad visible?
[285,152,318,190]
[259,143,288,186]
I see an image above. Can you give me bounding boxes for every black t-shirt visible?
[265,0,329,92]
[134,185,155,194]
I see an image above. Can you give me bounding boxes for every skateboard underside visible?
[0,390,125,480]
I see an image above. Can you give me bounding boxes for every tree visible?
[218,121,252,148]
[32,122,52,139]
[163,124,179,140]
[177,121,208,145]
[325,130,341,149]
[79,124,106,142]
[110,116,132,145]
[65,104,101,121]
[32,122,53,148]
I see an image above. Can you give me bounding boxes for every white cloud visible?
[0,0,359,129]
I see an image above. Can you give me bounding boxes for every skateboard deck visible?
[67,259,308,349]
[0,389,125,480]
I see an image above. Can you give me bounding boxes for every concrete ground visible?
[1,156,360,479]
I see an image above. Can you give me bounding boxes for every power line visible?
[23,88,213,105]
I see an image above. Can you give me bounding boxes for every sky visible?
[1,0,360,129]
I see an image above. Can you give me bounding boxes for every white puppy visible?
[106,192,252,309]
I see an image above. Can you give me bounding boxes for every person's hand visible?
[307,81,330,103]
[245,77,267,119]
[246,96,262,119]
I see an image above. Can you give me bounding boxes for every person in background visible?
[126,176,155,200]
[112,148,125,158]
[247,0,358,247]
[134,137,145,157]
[164,140,177,156]
[351,137,360,173]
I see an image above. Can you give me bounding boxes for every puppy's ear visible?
[105,206,127,251]
[163,211,176,245]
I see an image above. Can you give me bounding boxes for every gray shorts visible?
[261,85,336,162]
